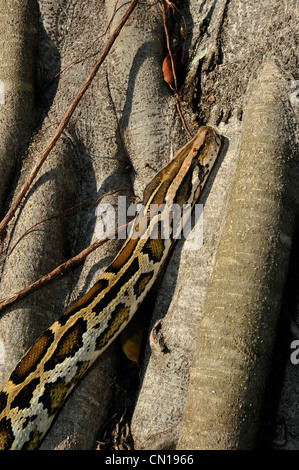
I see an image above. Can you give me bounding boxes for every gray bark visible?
[0,0,298,450]
[177,60,297,450]
[0,0,38,215]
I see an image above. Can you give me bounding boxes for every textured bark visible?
[0,0,298,451]
[0,0,38,215]
[131,0,299,450]
[177,60,297,450]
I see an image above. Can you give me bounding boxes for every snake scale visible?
[0,126,221,450]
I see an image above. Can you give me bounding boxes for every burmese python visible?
[0,126,221,450]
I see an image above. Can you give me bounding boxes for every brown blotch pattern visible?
[93,257,140,316]
[142,140,193,205]
[39,377,69,416]
[143,223,165,263]
[174,165,194,208]
[44,317,87,372]
[10,330,54,385]
[0,391,8,414]
[133,271,154,298]
[11,378,40,411]
[21,425,43,450]
[109,236,139,272]
[0,417,14,450]
[95,303,130,351]
[59,278,109,326]
[39,361,90,417]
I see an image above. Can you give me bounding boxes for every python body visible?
[0,126,221,450]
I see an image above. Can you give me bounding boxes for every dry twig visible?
[0,0,139,242]
[0,221,129,314]
[160,0,192,138]
[54,0,122,80]
[0,189,131,263]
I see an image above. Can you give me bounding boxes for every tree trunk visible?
[177,59,297,450]
[0,0,37,215]
[0,0,298,450]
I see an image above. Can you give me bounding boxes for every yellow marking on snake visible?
[0,126,221,449]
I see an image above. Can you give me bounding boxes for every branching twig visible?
[164,0,187,63]
[0,0,139,242]
[160,0,192,138]
[0,189,131,263]
[0,221,129,314]
[161,0,178,93]
[54,0,122,80]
